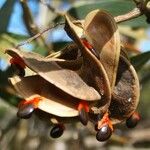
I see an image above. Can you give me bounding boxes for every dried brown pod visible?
[10,75,79,117]
[64,14,111,115]
[6,48,100,101]
[6,9,140,141]
[64,10,140,125]
[109,55,140,124]
[83,9,121,90]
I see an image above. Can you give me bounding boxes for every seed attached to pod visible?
[78,101,89,125]
[126,112,140,128]
[82,38,99,58]
[96,124,112,142]
[17,97,41,119]
[10,57,26,77]
[79,108,89,125]
[17,103,34,119]
[50,124,65,138]
[11,63,25,77]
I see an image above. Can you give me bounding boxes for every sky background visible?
[0,0,150,53]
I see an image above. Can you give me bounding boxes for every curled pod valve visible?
[10,57,26,77]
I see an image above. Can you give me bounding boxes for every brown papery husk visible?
[46,43,81,61]
[109,55,140,124]
[84,9,120,91]
[64,14,111,115]
[6,48,101,101]
[9,75,99,117]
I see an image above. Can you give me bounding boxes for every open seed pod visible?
[10,74,107,124]
[6,48,100,101]
[64,10,140,125]
[83,9,120,90]
[47,42,81,60]
[109,55,140,124]
[9,75,79,117]
[82,10,140,124]
[46,43,83,71]
[64,14,111,115]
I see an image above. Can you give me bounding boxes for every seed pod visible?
[65,14,111,116]
[109,55,140,124]
[6,9,140,132]
[9,75,79,117]
[84,10,120,90]
[96,124,112,142]
[50,124,64,138]
[6,48,100,101]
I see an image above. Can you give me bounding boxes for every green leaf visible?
[68,0,148,27]
[0,0,16,33]
[130,51,150,71]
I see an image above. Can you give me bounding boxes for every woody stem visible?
[114,7,142,23]
[16,0,147,48]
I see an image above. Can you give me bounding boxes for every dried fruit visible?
[5,9,140,142]
[109,56,140,123]
[6,48,100,101]
[65,13,111,116]
[84,10,120,90]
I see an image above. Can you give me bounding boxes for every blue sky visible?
[7,0,39,35]
[0,0,149,70]
[0,0,150,49]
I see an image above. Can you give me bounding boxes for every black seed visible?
[96,124,112,142]
[17,104,34,119]
[11,64,25,77]
[126,113,140,128]
[79,108,88,126]
[50,124,64,138]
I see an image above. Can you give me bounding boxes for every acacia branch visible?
[16,22,64,48]
[114,7,142,23]
[16,5,144,49]
[20,0,53,52]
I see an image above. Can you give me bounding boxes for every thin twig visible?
[20,0,52,52]
[114,7,142,23]
[16,6,143,49]
[15,22,64,48]
[20,0,38,36]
